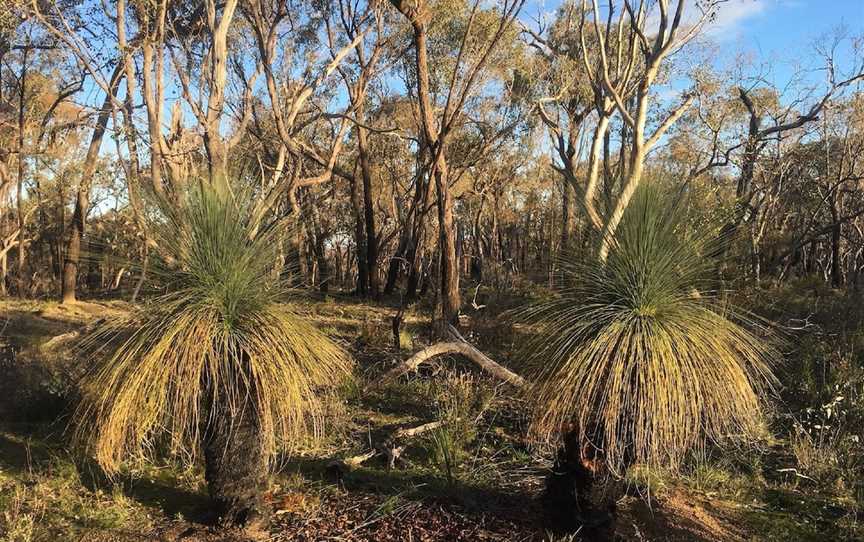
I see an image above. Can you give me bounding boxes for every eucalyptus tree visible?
[243,0,364,207]
[577,0,721,261]
[759,96,864,287]
[29,0,266,300]
[240,0,392,291]
[723,54,864,282]
[524,0,614,239]
[325,0,399,297]
[524,0,720,262]
[665,34,864,282]
[389,0,525,331]
[1,4,84,297]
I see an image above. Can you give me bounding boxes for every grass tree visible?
[74,186,353,530]
[519,185,778,532]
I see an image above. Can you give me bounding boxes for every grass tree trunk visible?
[544,426,618,540]
[203,391,268,531]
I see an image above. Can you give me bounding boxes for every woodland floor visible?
[0,294,862,541]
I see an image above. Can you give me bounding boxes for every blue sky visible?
[523,1,863,45]
[522,0,864,86]
[709,0,863,51]
[709,0,863,77]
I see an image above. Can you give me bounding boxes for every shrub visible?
[74,186,353,526]
[519,184,779,475]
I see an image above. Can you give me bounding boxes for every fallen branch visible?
[331,419,448,472]
[39,317,107,352]
[40,331,80,351]
[340,325,525,472]
[339,449,376,467]
[776,468,817,483]
[393,420,445,439]
[371,324,526,389]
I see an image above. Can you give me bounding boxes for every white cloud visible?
[638,0,771,43]
[703,0,769,41]
[521,0,774,46]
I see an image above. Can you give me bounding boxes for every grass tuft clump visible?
[74,186,353,473]
[519,184,779,475]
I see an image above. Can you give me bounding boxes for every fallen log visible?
[371,324,526,389]
[40,317,108,352]
[341,325,525,472]
[339,449,376,468]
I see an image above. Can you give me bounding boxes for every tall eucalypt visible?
[75,184,353,530]
[519,184,778,529]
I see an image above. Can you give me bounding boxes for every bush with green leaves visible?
[423,373,495,486]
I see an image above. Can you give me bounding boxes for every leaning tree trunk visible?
[61,65,123,304]
[203,391,268,530]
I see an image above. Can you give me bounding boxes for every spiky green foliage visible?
[520,185,778,475]
[75,187,353,472]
